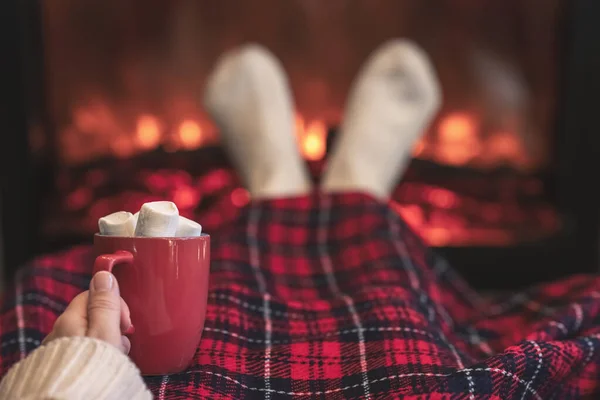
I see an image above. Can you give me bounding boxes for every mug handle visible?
[93,250,134,274]
[93,250,135,335]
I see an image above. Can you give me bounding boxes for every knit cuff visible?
[0,336,151,400]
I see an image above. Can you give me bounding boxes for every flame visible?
[62,102,535,175]
[178,120,203,149]
[439,112,477,142]
[296,115,327,160]
[136,115,161,150]
[435,112,481,166]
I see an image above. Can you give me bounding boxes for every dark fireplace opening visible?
[2,0,600,290]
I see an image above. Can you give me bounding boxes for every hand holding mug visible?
[43,271,134,354]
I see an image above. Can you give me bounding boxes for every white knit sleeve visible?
[0,336,151,399]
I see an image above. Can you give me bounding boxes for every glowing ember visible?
[178,120,203,150]
[391,178,560,246]
[49,162,560,249]
[136,115,161,150]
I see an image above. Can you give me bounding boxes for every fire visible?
[178,120,203,149]
[62,104,534,174]
[439,112,477,142]
[296,115,327,160]
[136,115,161,150]
[435,112,481,166]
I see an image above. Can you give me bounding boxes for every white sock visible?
[203,44,312,200]
[321,39,441,199]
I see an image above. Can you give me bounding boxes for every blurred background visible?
[2,0,600,290]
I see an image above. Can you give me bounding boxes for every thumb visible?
[87,271,123,348]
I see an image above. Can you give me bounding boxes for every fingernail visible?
[92,271,114,292]
[124,324,135,335]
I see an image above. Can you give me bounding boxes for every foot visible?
[203,44,313,199]
[321,39,441,199]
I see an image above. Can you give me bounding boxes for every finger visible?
[121,335,131,355]
[68,290,131,332]
[120,297,133,334]
[43,291,90,345]
[86,271,123,347]
[63,291,90,315]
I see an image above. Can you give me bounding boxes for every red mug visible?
[93,234,210,375]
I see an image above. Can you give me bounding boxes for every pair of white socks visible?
[203,40,441,200]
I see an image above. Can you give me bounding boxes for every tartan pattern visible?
[2,192,600,399]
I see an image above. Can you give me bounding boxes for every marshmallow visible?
[175,216,202,237]
[98,211,136,236]
[134,201,179,237]
[132,211,139,230]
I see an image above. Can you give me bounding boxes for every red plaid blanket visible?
[1,193,600,399]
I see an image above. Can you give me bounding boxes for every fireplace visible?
[2,0,600,289]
